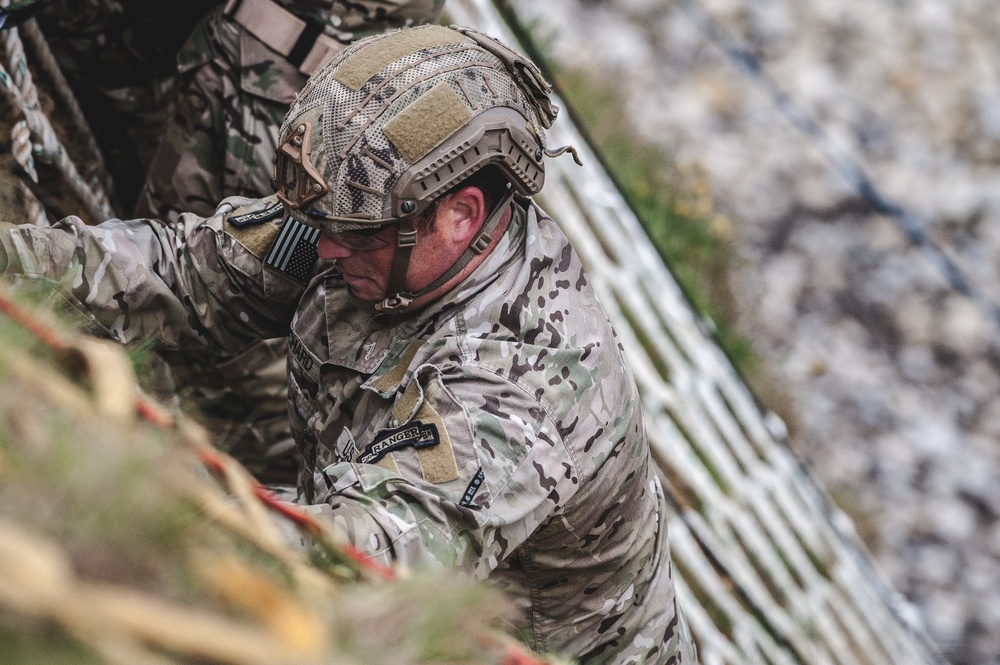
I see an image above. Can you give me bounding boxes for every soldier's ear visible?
[437,186,487,245]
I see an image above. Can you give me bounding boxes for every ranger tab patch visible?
[228,201,284,227]
[264,217,320,283]
[356,421,440,465]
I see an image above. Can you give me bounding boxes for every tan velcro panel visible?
[391,380,423,425]
[413,400,459,484]
[387,373,459,484]
[370,340,425,393]
[375,454,401,475]
[333,24,471,91]
[225,217,281,259]
[382,82,473,164]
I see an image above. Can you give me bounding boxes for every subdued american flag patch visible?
[264,217,321,283]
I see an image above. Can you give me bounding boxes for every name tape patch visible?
[288,331,321,376]
[356,421,440,465]
[229,202,284,227]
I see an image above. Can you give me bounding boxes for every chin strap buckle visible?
[375,292,414,313]
[470,231,492,254]
[397,228,418,248]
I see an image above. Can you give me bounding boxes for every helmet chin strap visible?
[373,189,515,315]
[374,215,418,313]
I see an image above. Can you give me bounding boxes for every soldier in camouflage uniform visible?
[0,26,698,662]
[35,0,210,213]
[132,0,445,483]
[134,0,445,220]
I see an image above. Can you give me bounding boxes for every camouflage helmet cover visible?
[274,24,559,230]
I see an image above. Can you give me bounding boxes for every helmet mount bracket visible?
[274,121,329,209]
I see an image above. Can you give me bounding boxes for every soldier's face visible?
[317,200,468,303]
[318,224,399,301]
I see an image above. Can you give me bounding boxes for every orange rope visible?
[0,291,67,350]
[196,446,396,582]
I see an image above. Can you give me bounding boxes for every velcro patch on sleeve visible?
[264,217,320,283]
[370,339,425,393]
[375,454,401,475]
[391,380,423,424]
[225,214,281,259]
[413,401,459,484]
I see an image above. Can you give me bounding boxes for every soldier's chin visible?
[345,285,383,311]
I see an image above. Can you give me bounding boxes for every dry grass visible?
[0,289,566,665]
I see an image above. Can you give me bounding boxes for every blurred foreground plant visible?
[0,286,571,665]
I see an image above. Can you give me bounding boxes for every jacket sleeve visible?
[0,206,305,353]
[304,360,582,578]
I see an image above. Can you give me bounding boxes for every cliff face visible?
[507,0,1000,662]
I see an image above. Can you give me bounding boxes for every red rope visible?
[196,446,396,581]
[479,635,555,665]
[0,291,67,350]
[135,394,174,429]
[499,646,552,665]
[0,290,396,582]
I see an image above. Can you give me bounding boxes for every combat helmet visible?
[273,24,569,312]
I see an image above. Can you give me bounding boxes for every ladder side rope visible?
[0,21,114,222]
[19,19,118,211]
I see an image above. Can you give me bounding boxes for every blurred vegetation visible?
[0,287,567,665]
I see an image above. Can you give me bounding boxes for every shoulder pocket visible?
[237,30,307,104]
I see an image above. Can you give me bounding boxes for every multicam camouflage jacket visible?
[132,4,299,220]
[0,197,696,663]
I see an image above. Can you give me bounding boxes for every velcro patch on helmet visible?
[333,24,471,91]
[382,82,473,163]
[264,218,321,283]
